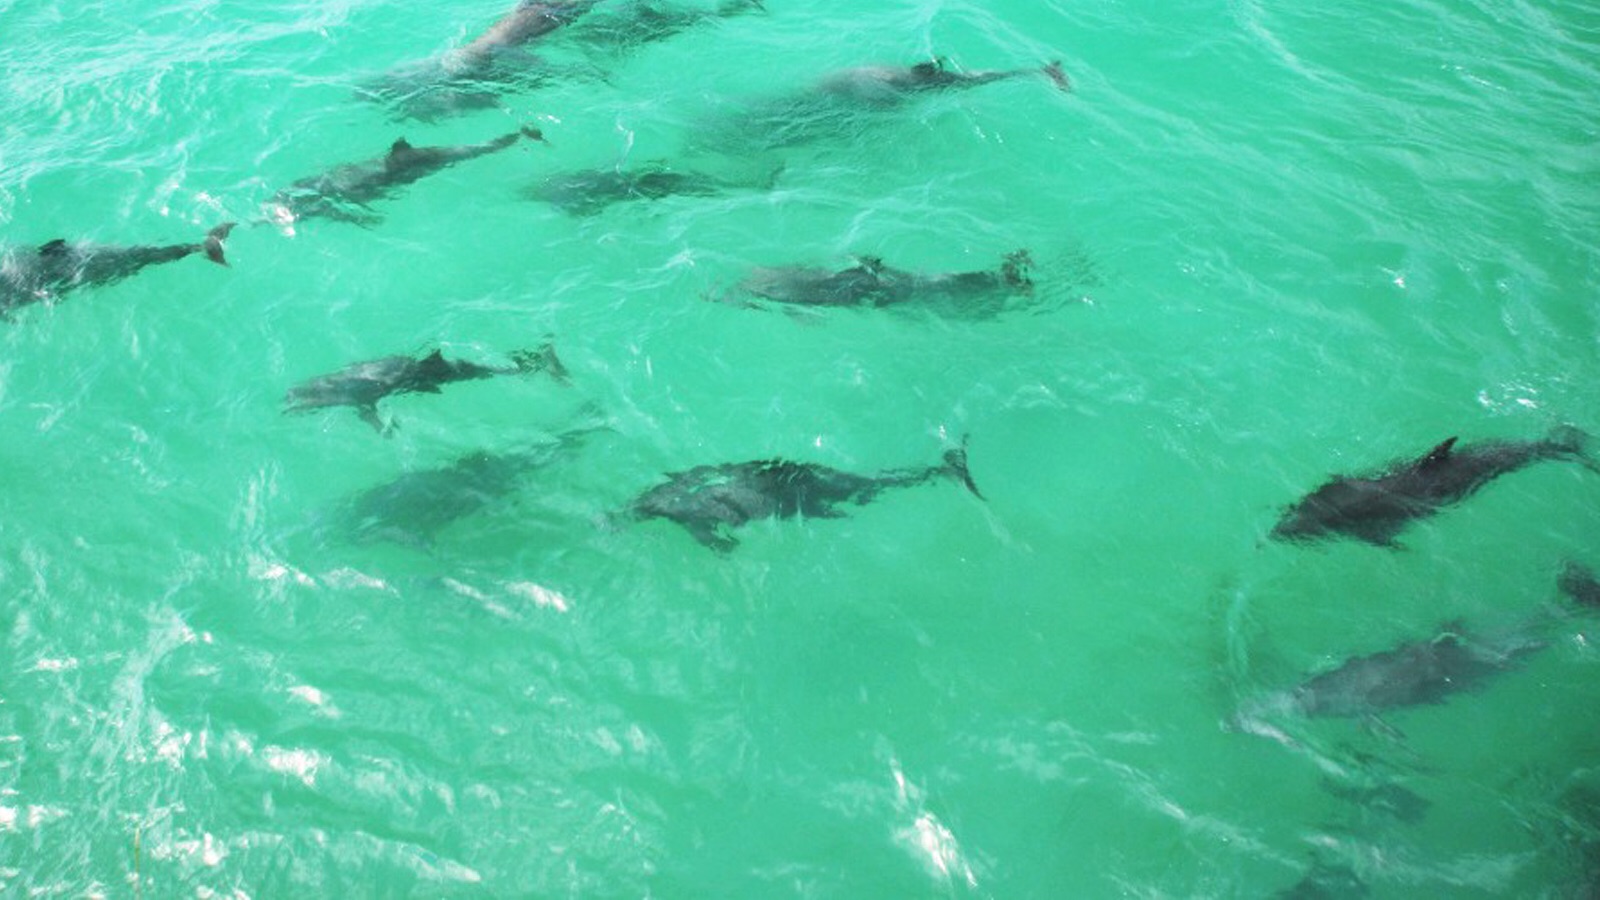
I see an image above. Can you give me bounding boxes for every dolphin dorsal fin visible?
[388,138,413,158]
[423,348,445,362]
[1418,437,1458,470]
[38,239,69,257]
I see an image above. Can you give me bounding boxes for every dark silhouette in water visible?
[815,58,1070,104]
[1,224,233,316]
[360,1,601,120]
[284,344,567,434]
[330,424,600,547]
[712,57,1070,150]
[1559,561,1600,607]
[1287,621,1546,719]
[567,0,763,55]
[1263,567,1600,721]
[1273,859,1369,899]
[627,443,982,551]
[269,127,545,227]
[1270,427,1595,547]
[524,163,781,216]
[730,250,1033,313]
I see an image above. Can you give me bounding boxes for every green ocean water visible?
[2,0,1599,895]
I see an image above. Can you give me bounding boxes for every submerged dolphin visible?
[567,0,763,54]
[524,163,780,216]
[1287,622,1546,719]
[1274,569,1600,720]
[331,423,600,546]
[1,223,233,316]
[732,250,1033,312]
[361,1,600,120]
[284,344,567,434]
[1270,427,1595,547]
[816,57,1070,105]
[627,443,982,551]
[269,127,545,226]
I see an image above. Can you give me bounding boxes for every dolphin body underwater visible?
[713,56,1070,151]
[626,444,983,551]
[0,224,233,317]
[1268,564,1600,721]
[361,0,602,119]
[565,0,764,55]
[731,250,1033,312]
[268,127,545,226]
[330,424,601,547]
[524,162,780,216]
[284,345,567,434]
[1270,427,1595,547]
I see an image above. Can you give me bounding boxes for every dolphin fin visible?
[38,239,70,258]
[357,406,389,434]
[1042,60,1071,92]
[389,138,413,156]
[202,222,235,266]
[1418,437,1457,470]
[941,440,984,499]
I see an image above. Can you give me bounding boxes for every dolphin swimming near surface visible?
[708,56,1069,151]
[268,127,545,226]
[1285,621,1547,719]
[1270,427,1595,547]
[330,422,601,547]
[626,443,982,551]
[284,344,567,434]
[567,0,764,55]
[730,250,1033,312]
[816,57,1070,105]
[0,223,234,316]
[524,162,781,216]
[1264,567,1600,721]
[361,1,601,120]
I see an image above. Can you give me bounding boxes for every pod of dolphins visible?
[5,1,1597,892]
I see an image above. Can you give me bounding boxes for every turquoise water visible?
[2,0,1599,895]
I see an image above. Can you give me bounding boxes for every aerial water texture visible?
[1,0,1598,896]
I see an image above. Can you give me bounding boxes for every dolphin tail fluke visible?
[202,223,236,266]
[1042,61,1071,92]
[512,342,570,384]
[941,441,984,499]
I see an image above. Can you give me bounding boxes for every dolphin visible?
[732,250,1033,311]
[284,344,566,434]
[457,0,600,68]
[1286,621,1546,719]
[331,423,600,546]
[0,223,233,316]
[524,162,781,216]
[361,1,600,120]
[1273,859,1369,899]
[708,56,1068,151]
[1270,427,1595,547]
[269,127,545,226]
[817,57,1070,105]
[567,0,764,54]
[626,443,982,551]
